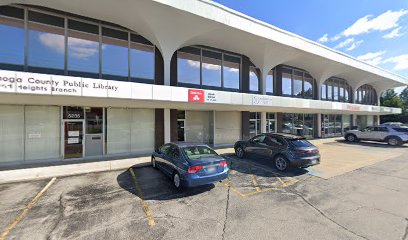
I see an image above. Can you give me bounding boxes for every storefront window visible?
[85,107,103,134]
[266,70,274,95]
[321,83,327,100]
[266,112,276,133]
[130,36,154,83]
[223,55,240,90]
[102,27,129,81]
[282,71,292,95]
[177,47,201,85]
[0,6,25,69]
[249,66,259,93]
[28,11,65,73]
[67,19,100,78]
[342,115,351,132]
[304,75,313,98]
[303,114,314,138]
[293,71,303,97]
[202,50,222,88]
[282,113,293,134]
[249,112,261,137]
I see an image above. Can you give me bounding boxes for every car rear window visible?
[392,128,408,132]
[182,146,218,160]
[288,139,313,147]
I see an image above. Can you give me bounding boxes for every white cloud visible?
[343,9,408,36]
[333,38,355,49]
[68,38,99,59]
[330,34,341,42]
[346,40,364,51]
[357,51,386,66]
[38,33,64,54]
[382,26,404,39]
[187,60,221,70]
[357,51,386,61]
[383,54,408,70]
[318,34,329,43]
[39,33,99,59]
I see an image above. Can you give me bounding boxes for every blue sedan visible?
[151,143,229,190]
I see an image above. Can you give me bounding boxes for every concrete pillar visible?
[352,114,357,127]
[261,112,267,133]
[164,108,171,143]
[316,113,322,138]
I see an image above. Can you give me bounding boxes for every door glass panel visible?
[64,121,83,159]
[85,107,103,134]
[177,120,185,141]
[303,114,314,138]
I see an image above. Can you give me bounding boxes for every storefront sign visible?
[252,96,273,106]
[68,131,80,137]
[68,138,79,144]
[345,105,361,111]
[28,133,41,139]
[188,89,204,103]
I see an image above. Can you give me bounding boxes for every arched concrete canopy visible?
[1,0,407,88]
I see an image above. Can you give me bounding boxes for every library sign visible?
[0,70,147,99]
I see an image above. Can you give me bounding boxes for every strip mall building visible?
[0,0,406,167]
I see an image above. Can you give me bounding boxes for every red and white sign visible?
[345,105,361,111]
[188,89,204,103]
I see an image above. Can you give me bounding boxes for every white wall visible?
[107,108,154,155]
[185,111,211,144]
[214,111,241,145]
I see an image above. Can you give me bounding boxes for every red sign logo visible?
[188,89,204,103]
[346,105,361,111]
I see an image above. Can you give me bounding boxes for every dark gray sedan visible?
[234,133,320,171]
[151,142,229,190]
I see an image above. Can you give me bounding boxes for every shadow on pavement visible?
[333,139,408,148]
[221,153,309,178]
[117,166,214,201]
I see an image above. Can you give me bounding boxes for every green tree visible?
[382,96,404,109]
[380,89,397,105]
[400,87,408,111]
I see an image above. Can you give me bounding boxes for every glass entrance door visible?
[64,121,84,159]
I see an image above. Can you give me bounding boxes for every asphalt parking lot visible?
[1,141,408,240]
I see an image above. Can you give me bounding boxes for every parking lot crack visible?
[222,185,231,240]
[402,218,408,240]
[291,190,369,240]
[47,194,65,240]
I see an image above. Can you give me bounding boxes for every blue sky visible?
[213,0,408,92]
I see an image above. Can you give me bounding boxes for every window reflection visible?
[304,75,313,98]
[177,49,200,85]
[293,72,303,97]
[282,72,292,95]
[321,83,327,100]
[223,55,240,90]
[68,20,99,77]
[266,69,274,94]
[0,13,24,68]
[130,43,154,82]
[102,27,128,81]
[28,22,65,69]
[202,50,221,87]
[249,66,259,92]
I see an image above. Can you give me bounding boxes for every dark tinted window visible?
[264,136,285,146]
[28,11,64,27]
[0,6,24,19]
[374,127,388,132]
[288,139,312,147]
[392,128,408,132]
[168,146,180,159]
[159,144,172,155]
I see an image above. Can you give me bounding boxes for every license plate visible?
[206,166,216,173]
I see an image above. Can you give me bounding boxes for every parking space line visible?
[0,177,56,240]
[129,168,155,227]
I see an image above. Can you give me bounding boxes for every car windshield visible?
[182,146,218,160]
[288,138,313,147]
[392,127,408,132]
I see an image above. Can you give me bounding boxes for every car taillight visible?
[188,165,203,174]
[219,161,227,167]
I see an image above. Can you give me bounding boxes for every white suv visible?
[345,126,408,146]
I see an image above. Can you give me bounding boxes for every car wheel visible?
[235,146,245,159]
[274,155,289,171]
[173,172,182,190]
[151,157,157,169]
[346,134,357,142]
[387,137,402,146]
